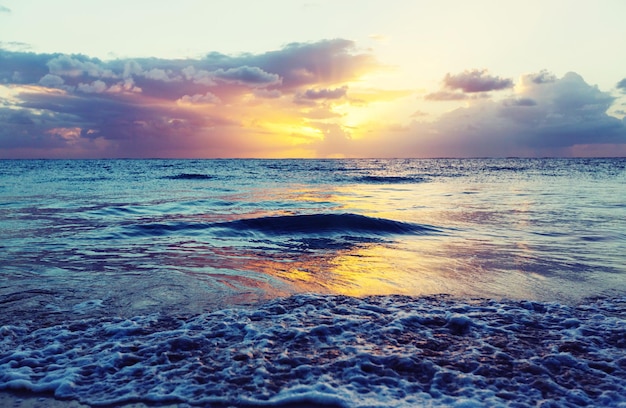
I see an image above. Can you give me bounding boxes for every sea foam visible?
[1,294,624,407]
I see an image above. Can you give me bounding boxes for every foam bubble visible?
[0,294,624,407]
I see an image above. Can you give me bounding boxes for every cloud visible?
[0,5,10,13]
[425,69,514,101]
[302,86,348,100]
[244,39,380,90]
[362,71,626,157]
[3,41,623,158]
[212,66,281,86]
[617,78,626,92]
[443,69,514,93]
[0,39,380,158]
[253,89,282,99]
[181,65,216,86]
[176,92,221,105]
[143,68,179,82]
[39,74,65,87]
[106,78,142,94]
[503,98,537,107]
[424,91,468,101]
[294,85,348,105]
[529,70,557,84]
[309,122,352,158]
[0,50,54,84]
[77,80,108,93]
[0,41,31,52]
[47,54,115,79]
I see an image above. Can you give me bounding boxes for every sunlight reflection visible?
[154,177,611,305]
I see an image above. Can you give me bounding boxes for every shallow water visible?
[1,158,625,406]
[1,158,624,320]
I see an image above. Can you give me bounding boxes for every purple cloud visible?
[47,54,116,79]
[0,39,380,158]
[443,69,514,93]
[503,98,537,107]
[38,73,65,87]
[376,71,625,157]
[245,39,379,90]
[529,70,557,84]
[212,66,281,86]
[302,86,348,100]
[424,91,468,101]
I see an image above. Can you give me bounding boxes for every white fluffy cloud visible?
[47,55,115,78]
[77,80,107,93]
[39,74,65,87]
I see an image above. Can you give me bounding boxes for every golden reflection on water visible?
[298,243,443,297]
[170,180,591,303]
[209,239,457,299]
[199,183,469,298]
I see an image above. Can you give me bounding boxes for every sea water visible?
[0,158,625,407]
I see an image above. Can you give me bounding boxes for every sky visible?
[1,0,626,158]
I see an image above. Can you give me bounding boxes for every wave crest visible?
[128,213,438,239]
[354,175,428,184]
[165,173,214,180]
[219,213,437,236]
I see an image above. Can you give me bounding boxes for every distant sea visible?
[1,158,625,407]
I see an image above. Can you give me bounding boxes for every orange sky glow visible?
[1,1,626,158]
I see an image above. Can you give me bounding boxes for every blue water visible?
[1,158,625,406]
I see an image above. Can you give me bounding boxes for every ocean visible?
[0,158,625,407]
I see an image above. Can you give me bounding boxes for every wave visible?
[221,213,437,235]
[129,213,439,239]
[164,173,214,180]
[1,294,624,407]
[353,175,428,184]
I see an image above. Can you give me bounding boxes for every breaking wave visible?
[130,213,439,238]
[221,213,437,236]
[353,175,428,184]
[164,173,215,180]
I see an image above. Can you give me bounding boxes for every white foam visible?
[0,294,625,407]
[72,299,104,314]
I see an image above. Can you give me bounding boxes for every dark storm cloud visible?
[443,69,514,93]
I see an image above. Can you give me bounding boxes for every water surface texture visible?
[1,158,625,406]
